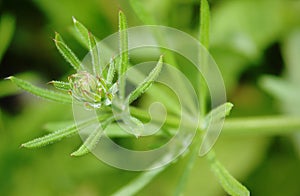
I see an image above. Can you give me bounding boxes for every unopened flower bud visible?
[68,71,106,108]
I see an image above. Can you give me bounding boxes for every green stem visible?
[175,2,211,193]
[130,107,300,135]
[174,131,203,196]
[222,116,300,135]
[199,0,210,117]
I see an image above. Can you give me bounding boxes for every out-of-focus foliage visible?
[0,14,15,62]
[0,0,300,195]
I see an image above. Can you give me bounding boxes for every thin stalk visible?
[174,1,211,194]
[174,131,202,196]
[131,106,300,136]
[199,0,210,117]
[222,116,300,135]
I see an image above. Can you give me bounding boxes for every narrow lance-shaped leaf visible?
[107,57,115,84]
[72,17,89,48]
[118,10,129,100]
[88,32,101,75]
[199,102,233,156]
[207,151,250,196]
[128,55,163,103]
[70,126,103,156]
[73,18,100,75]
[0,72,40,98]
[48,80,71,91]
[54,32,81,71]
[21,118,97,148]
[202,102,234,129]
[21,124,78,148]
[7,76,72,104]
[71,117,114,156]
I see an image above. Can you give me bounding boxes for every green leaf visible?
[129,0,155,24]
[203,102,234,129]
[199,102,233,156]
[72,18,101,75]
[70,125,103,156]
[207,151,250,196]
[0,14,15,62]
[0,72,40,98]
[72,17,90,48]
[71,117,113,156]
[7,76,72,104]
[106,57,115,84]
[48,80,71,91]
[118,10,129,100]
[112,166,166,196]
[21,118,96,148]
[128,55,163,103]
[21,124,77,148]
[54,32,81,71]
[88,32,101,76]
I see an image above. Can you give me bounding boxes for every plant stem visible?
[174,131,202,196]
[174,2,211,193]
[222,116,300,135]
[130,106,300,135]
[199,0,210,117]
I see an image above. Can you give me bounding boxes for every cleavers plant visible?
[7,0,258,195]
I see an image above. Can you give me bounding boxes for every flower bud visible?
[68,71,106,108]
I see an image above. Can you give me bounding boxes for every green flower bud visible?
[68,71,107,108]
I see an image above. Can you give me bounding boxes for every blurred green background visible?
[0,0,300,195]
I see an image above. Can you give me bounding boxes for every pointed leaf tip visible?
[72,16,77,23]
[207,152,250,196]
[70,146,89,157]
[54,32,81,71]
[119,9,124,15]
[128,55,163,103]
[8,76,72,103]
[54,32,59,39]
[4,76,13,80]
